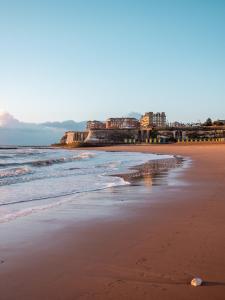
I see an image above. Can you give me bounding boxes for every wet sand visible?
[0,144,225,300]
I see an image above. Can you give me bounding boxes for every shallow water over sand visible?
[0,148,173,223]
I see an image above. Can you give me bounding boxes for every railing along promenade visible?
[123,137,225,144]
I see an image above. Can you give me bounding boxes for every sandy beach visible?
[0,144,225,300]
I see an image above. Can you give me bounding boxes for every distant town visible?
[86,113,225,130]
[59,112,225,146]
[86,112,167,130]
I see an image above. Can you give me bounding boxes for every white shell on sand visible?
[191,277,203,287]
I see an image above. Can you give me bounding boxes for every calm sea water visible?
[0,148,172,223]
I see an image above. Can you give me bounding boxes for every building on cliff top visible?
[105,117,140,129]
[140,112,166,128]
[86,120,106,130]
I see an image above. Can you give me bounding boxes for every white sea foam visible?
[0,177,130,223]
[96,161,122,169]
[106,178,130,188]
[0,167,32,178]
[76,152,96,159]
[0,198,72,223]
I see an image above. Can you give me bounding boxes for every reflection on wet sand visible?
[143,175,153,188]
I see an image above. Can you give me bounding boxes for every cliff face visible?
[59,127,225,145]
[60,133,67,144]
[85,129,139,145]
[60,129,139,145]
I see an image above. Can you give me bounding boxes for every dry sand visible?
[0,144,225,300]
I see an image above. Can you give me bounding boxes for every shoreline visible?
[0,150,175,224]
[0,144,225,300]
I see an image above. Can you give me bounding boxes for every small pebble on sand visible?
[191,277,203,287]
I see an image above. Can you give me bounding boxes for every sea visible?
[0,147,173,223]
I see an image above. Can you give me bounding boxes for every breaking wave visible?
[0,167,32,179]
[0,152,96,168]
[32,152,95,167]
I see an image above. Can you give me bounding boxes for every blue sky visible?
[0,0,224,123]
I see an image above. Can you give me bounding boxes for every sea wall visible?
[60,131,89,144]
[85,129,140,145]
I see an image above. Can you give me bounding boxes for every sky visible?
[0,0,224,123]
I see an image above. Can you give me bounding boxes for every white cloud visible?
[0,112,86,145]
[0,111,20,127]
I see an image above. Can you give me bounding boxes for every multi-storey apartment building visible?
[140,112,166,128]
[86,120,106,130]
[140,112,154,128]
[153,112,166,127]
[106,117,140,129]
